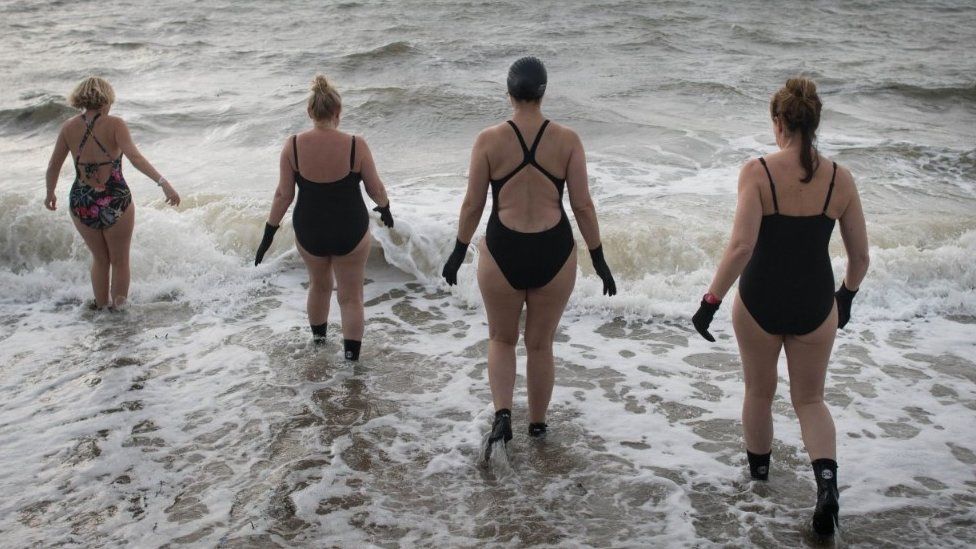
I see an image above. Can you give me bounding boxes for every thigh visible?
[524,246,577,346]
[477,240,524,344]
[784,302,837,401]
[71,215,110,263]
[732,293,783,392]
[331,231,370,292]
[102,204,135,261]
[297,240,334,284]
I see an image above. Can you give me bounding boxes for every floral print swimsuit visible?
[69,113,132,230]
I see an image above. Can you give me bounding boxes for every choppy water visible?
[1,0,975,546]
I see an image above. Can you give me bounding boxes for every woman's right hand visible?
[442,239,469,286]
[254,223,279,266]
[44,191,57,211]
[835,282,857,329]
[161,181,181,207]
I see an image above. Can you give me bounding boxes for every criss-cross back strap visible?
[78,113,111,159]
[527,119,551,159]
[506,120,531,158]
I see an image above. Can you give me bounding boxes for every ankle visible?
[747,450,771,480]
[343,339,361,360]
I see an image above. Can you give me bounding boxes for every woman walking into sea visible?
[255,75,394,360]
[44,76,181,310]
[692,77,870,538]
[443,57,617,461]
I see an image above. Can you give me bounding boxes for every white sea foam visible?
[2,0,975,546]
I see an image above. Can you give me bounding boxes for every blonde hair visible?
[307,74,341,121]
[69,76,116,110]
[770,77,823,182]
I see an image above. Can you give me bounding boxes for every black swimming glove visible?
[589,245,617,296]
[254,222,278,266]
[373,203,394,228]
[835,282,858,329]
[441,239,468,286]
[692,299,720,342]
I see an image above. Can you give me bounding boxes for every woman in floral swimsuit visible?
[44,76,181,309]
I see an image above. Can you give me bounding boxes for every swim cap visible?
[507,57,547,101]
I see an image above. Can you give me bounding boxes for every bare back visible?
[291,129,359,182]
[61,114,123,185]
[485,119,574,233]
[754,150,854,219]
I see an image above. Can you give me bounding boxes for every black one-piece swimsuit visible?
[485,120,575,290]
[738,157,839,335]
[291,135,369,257]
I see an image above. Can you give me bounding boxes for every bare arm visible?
[357,137,390,207]
[44,127,70,210]
[267,139,297,226]
[116,118,180,206]
[116,118,162,182]
[706,161,764,299]
[565,131,602,250]
[456,131,491,243]
[838,171,869,289]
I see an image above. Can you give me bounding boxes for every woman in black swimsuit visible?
[45,76,181,310]
[442,57,616,460]
[255,75,393,360]
[692,78,870,538]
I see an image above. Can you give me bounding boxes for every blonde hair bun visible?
[311,74,331,94]
[307,74,341,121]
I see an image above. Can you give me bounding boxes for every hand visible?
[161,181,180,207]
[692,298,721,342]
[44,192,57,211]
[835,282,858,329]
[254,222,279,266]
[373,203,394,228]
[441,239,468,286]
[588,245,617,296]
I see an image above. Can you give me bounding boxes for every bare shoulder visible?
[833,161,855,188]
[60,114,82,132]
[820,155,855,193]
[738,157,764,188]
[543,120,577,140]
[474,123,508,147]
[104,114,127,130]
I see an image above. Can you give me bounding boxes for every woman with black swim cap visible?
[692,77,869,538]
[255,75,394,361]
[442,57,616,461]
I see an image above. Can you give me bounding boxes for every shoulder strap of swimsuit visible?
[823,161,838,213]
[506,120,531,158]
[78,113,102,156]
[350,136,356,170]
[527,120,550,160]
[758,157,779,214]
[292,135,299,172]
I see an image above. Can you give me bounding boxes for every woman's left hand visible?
[44,191,57,211]
[161,181,181,207]
[588,245,617,296]
[373,202,394,228]
[692,299,720,342]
